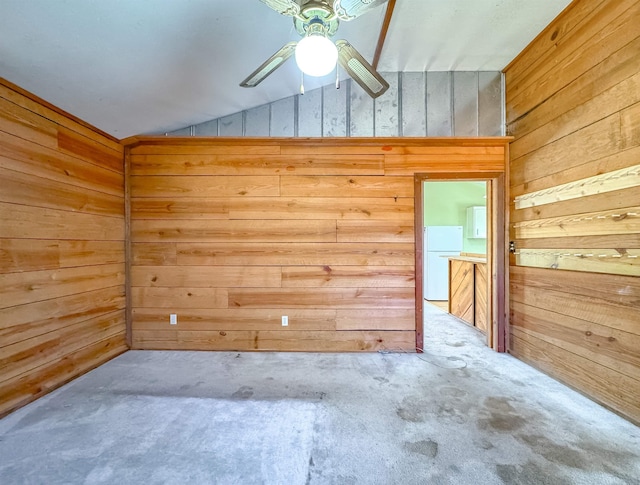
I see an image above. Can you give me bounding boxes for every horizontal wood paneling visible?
[128,137,506,351]
[131,219,337,243]
[505,0,640,423]
[0,79,126,418]
[132,330,415,352]
[130,154,385,176]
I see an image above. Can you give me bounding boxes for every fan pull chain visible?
[300,72,305,95]
[336,68,340,90]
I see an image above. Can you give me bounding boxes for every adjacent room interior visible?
[0,0,638,482]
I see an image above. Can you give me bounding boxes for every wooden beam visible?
[373,0,396,70]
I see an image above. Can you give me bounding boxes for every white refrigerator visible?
[423,226,463,300]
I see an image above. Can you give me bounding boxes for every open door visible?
[415,172,507,352]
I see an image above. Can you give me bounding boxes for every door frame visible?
[415,172,507,352]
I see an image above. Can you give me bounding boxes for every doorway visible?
[414,173,507,352]
[423,180,487,314]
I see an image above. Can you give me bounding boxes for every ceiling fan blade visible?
[240,42,298,88]
[335,40,389,98]
[258,0,301,16]
[333,0,388,20]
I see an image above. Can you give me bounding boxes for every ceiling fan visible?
[240,0,390,98]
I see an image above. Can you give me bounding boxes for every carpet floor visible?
[1,305,638,484]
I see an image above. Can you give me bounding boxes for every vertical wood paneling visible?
[182,71,503,139]
[0,79,127,418]
[126,137,507,353]
[505,0,640,424]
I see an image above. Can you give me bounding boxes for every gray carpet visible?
[1,305,638,484]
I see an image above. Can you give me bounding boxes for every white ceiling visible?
[0,0,571,139]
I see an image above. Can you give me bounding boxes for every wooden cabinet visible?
[448,256,487,333]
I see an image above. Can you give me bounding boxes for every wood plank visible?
[131,242,177,265]
[511,183,640,224]
[174,242,415,266]
[57,126,123,173]
[228,288,414,309]
[132,329,415,352]
[128,143,282,156]
[621,100,640,148]
[280,175,413,198]
[0,310,125,384]
[0,202,124,240]
[0,166,123,216]
[384,153,504,175]
[130,153,385,176]
[130,265,281,288]
[0,131,124,197]
[514,163,640,209]
[511,300,640,380]
[131,287,229,309]
[131,219,337,243]
[131,196,415,221]
[0,287,125,347]
[509,331,640,424]
[510,70,640,160]
[513,234,640,250]
[0,333,127,419]
[335,309,415,331]
[508,36,640,140]
[0,80,121,151]
[504,0,602,86]
[0,263,125,309]
[131,197,228,219]
[227,197,415,221]
[281,266,415,288]
[515,248,640,276]
[506,0,640,120]
[336,220,414,243]
[0,240,124,273]
[513,206,640,239]
[0,96,57,149]
[132,308,337,331]
[510,274,639,335]
[510,265,640,307]
[510,113,623,187]
[130,175,280,198]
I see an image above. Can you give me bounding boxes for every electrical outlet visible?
[170,314,177,325]
[282,315,288,327]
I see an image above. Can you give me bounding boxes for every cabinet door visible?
[449,260,474,325]
[474,263,488,333]
[466,206,487,238]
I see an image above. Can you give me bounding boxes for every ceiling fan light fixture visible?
[295,34,338,77]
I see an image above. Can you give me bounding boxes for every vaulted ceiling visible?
[0,0,572,138]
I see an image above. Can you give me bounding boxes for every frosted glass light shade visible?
[295,35,338,77]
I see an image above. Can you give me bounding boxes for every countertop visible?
[446,255,487,264]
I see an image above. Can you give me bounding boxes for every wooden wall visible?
[0,80,127,417]
[504,0,640,423]
[126,137,506,352]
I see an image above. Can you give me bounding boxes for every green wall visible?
[423,181,487,254]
